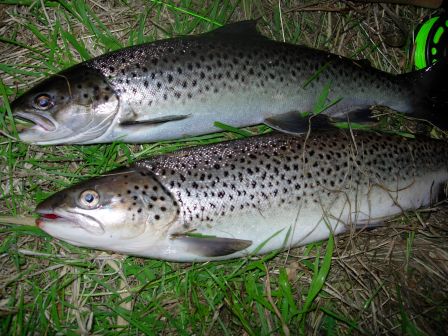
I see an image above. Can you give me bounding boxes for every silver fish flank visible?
[11,21,448,144]
[35,130,448,261]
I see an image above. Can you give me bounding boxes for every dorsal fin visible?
[353,59,372,68]
[211,20,264,38]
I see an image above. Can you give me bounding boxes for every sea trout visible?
[11,21,448,145]
[36,130,448,261]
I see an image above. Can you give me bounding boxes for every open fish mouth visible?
[36,210,79,228]
[36,208,105,234]
[14,111,56,132]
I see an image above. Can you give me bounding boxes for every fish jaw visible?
[14,110,62,144]
[14,110,56,132]
[36,206,106,241]
[35,207,175,256]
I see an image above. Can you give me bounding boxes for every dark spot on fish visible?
[168,74,173,83]
[109,66,115,72]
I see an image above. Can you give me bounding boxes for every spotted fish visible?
[35,130,448,261]
[11,21,448,145]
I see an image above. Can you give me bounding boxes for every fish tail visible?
[401,60,448,129]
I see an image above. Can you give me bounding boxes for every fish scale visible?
[35,130,448,261]
[12,21,448,144]
[138,131,446,235]
[91,32,410,125]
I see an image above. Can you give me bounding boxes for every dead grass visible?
[0,1,447,335]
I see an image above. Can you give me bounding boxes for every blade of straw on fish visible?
[0,216,36,226]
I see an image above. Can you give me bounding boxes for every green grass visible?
[0,1,446,335]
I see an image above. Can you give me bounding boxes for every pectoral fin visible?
[264,111,336,134]
[120,114,191,126]
[174,235,252,257]
[344,108,375,123]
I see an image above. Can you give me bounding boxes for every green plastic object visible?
[414,14,448,69]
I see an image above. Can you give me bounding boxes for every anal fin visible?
[174,235,252,257]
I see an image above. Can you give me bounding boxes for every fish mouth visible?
[36,208,105,234]
[14,111,56,132]
[36,210,80,228]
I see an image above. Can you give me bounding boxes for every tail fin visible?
[403,61,448,130]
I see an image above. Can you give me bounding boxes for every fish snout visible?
[35,192,68,217]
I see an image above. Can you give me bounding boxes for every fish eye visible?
[79,190,100,209]
[33,94,53,110]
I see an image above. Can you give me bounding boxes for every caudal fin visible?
[403,61,448,129]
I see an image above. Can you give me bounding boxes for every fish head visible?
[36,167,179,251]
[12,65,119,145]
